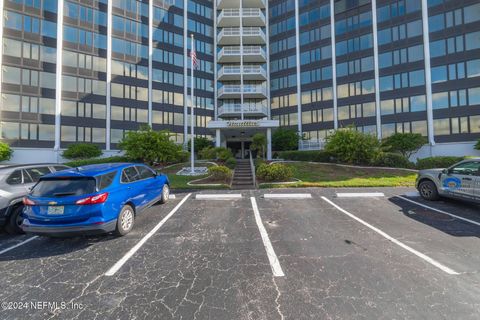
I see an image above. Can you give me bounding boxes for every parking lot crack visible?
[272,277,284,320]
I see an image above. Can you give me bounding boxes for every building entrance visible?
[226,141,252,159]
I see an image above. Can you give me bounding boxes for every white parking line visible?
[396,195,480,227]
[336,192,385,198]
[0,236,39,256]
[250,197,285,277]
[321,196,459,275]
[263,193,312,199]
[196,194,242,200]
[105,193,192,276]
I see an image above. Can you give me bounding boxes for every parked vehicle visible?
[0,164,70,234]
[416,158,480,203]
[22,163,170,237]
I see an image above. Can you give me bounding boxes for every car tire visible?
[114,205,135,236]
[159,184,170,204]
[5,205,25,235]
[418,180,440,201]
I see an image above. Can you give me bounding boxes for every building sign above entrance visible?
[226,120,260,127]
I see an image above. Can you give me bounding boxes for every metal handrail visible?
[249,150,257,189]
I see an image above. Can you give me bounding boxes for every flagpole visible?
[190,34,195,174]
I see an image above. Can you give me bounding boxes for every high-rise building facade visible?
[1,0,479,163]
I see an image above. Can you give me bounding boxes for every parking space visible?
[1,187,480,319]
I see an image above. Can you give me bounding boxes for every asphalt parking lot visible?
[1,187,479,319]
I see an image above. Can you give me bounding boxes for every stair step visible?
[232,181,253,185]
[233,176,252,180]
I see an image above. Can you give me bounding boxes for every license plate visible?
[47,206,64,215]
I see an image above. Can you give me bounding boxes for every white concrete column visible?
[265,0,272,119]
[0,0,4,97]
[54,0,64,151]
[215,129,221,147]
[183,0,188,147]
[240,0,244,120]
[421,0,435,146]
[329,0,338,130]
[267,128,272,160]
[213,0,218,121]
[148,0,153,126]
[294,0,302,136]
[371,0,382,139]
[106,0,112,150]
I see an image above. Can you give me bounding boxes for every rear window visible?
[31,178,96,197]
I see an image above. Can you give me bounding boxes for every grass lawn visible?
[159,162,229,190]
[260,162,417,188]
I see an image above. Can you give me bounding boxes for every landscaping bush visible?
[65,156,130,167]
[256,163,293,182]
[177,150,190,163]
[198,146,233,161]
[62,143,102,160]
[208,165,232,183]
[373,152,415,169]
[272,128,298,151]
[278,150,334,163]
[416,156,466,170]
[188,137,213,153]
[0,142,13,162]
[225,157,237,169]
[381,133,427,159]
[119,126,184,165]
[251,133,267,159]
[325,128,381,165]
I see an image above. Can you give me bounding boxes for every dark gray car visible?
[0,164,69,234]
[416,158,480,203]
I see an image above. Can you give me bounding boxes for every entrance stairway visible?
[232,159,255,189]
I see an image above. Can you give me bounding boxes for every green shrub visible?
[119,126,184,165]
[373,152,415,169]
[251,133,267,159]
[475,140,480,151]
[256,163,293,182]
[208,165,232,182]
[177,150,190,163]
[381,133,427,159]
[0,142,13,162]
[278,150,334,162]
[188,137,213,153]
[225,157,237,169]
[198,146,233,161]
[65,156,130,167]
[62,143,102,160]
[272,128,298,151]
[416,156,466,170]
[325,128,381,165]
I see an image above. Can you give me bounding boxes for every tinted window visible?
[122,167,140,183]
[53,166,69,172]
[6,170,22,185]
[450,162,480,176]
[26,167,52,182]
[97,171,117,190]
[31,178,96,197]
[137,166,155,180]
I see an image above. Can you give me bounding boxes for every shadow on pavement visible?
[388,196,480,238]
[0,234,116,262]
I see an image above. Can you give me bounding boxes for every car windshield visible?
[31,177,97,197]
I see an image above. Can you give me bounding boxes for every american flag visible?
[190,48,198,69]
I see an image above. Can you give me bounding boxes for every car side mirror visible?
[442,168,451,175]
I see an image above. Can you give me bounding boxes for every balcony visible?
[217,46,266,63]
[217,27,266,45]
[218,65,267,81]
[218,103,269,117]
[217,8,266,27]
[218,85,267,99]
[217,0,265,10]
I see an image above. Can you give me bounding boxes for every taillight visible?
[23,197,36,206]
[76,192,109,205]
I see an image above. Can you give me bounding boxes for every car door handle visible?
[462,177,472,181]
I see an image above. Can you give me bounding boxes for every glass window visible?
[467,60,480,78]
[466,31,480,50]
[137,166,155,180]
[410,95,426,112]
[3,66,21,84]
[432,92,449,109]
[464,3,480,24]
[97,171,117,190]
[429,14,444,32]
[122,167,140,182]
[409,70,425,87]
[6,170,23,185]
[25,167,52,182]
[433,118,450,135]
[469,87,480,105]
[431,66,447,83]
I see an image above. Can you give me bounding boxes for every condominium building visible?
[1,0,479,163]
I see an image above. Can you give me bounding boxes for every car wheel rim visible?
[421,185,432,197]
[16,214,23,227]
[121,209,133,230]
[163,185,169,200]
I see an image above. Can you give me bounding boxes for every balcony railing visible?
[218,8,265,18]
[218,65,267,78]
[218,104,269,115]
[218,27,266,40]
[217,46,266,58]
[218,85,267,96]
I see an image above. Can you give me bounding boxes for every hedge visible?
[208,165,232,182]
[416,156,466,170]
[373,152,415,169]
[277,150,334,163]
[256,163,293,182]
[65,156,131,167]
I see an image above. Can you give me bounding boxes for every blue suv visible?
[22,163,170,237]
